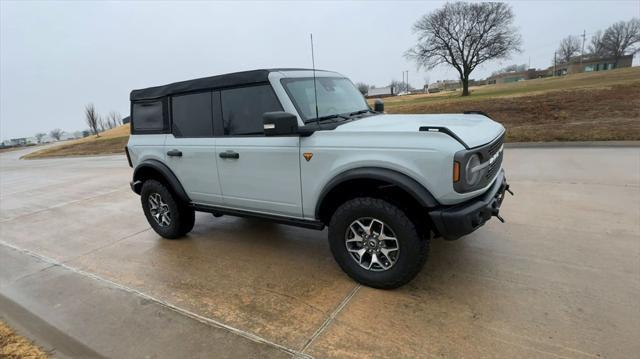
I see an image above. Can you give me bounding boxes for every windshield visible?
[281,77,369,122]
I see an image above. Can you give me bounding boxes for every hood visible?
[334,114,504,148]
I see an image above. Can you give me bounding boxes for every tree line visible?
[29,104,122,144]
[557,18,639,65]
[84,103,122,137]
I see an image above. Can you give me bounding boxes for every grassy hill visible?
[22,124,130,159]
[373,67,640,142]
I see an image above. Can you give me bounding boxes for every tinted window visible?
[132,101,164,131]
[171,92,213,137]
[221,85,282,135]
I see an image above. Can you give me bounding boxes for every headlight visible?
[465,154,481,186]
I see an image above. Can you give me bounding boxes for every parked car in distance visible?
[126,69,511,289]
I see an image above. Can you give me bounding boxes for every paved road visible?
[1,146,638,358]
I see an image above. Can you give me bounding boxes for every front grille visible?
[485,134,504,180]
[487,134,504,156]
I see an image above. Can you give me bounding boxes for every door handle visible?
[167,149,182,157]
[219,150,239,159]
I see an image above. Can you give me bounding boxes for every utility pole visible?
[580,30,586,64]
[553,51,557,76]
[406,70,409,93]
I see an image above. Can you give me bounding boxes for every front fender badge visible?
[303,152,313,161]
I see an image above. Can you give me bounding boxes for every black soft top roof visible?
[130,68,321,101]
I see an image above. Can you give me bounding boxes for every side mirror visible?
[263,112,299,136]
[374,99,384,112]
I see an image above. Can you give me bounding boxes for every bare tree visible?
[601,18,640,66]
[34,132,46,144]
[557,35,581,63]
[50,128,63,141]
[355,82,370,96]
[98,115,107,132]
[406,2,521,96]
[108,111,122,128]
[389,80,408,94]
[588,30,606,56]
[84,103,100,137]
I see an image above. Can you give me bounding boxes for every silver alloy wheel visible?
[345,217,399,272]
[148,192,171,227]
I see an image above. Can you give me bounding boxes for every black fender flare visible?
[132,159,191,203]
[315,167,440,218]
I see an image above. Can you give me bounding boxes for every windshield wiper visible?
[348,109,374,117]
[308,113,349,123]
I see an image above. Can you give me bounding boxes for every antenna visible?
[310,34,320,126]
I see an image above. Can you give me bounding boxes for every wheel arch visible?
[315,167,439,225]
[132,160,191,204]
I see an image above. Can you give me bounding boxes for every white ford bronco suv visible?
[127,69,511,289]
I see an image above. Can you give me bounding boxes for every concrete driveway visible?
[1,146,638,358]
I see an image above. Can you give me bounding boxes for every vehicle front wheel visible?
[141,180,195,239]
[328,197,429,289]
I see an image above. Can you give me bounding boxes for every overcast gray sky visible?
[1,0,638,140]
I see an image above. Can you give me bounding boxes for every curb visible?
[505,141,640,148]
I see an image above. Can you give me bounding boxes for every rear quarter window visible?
[132,100,165,133]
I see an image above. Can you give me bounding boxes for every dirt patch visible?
[22,136,128,159]
[0,320,49,359]
[385,83,640,142]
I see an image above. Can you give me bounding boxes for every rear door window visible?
[171,92,214,137]
[220,85,282,136]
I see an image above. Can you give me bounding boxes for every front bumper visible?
[429,169,510,240]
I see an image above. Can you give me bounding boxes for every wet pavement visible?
[1,146,639,358]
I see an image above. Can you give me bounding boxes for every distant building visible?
[487,68,548,84]
[428,80,461,92]
[122,116,131,124]
[9,138,27,146]
[468,79,487,87]
[550,54,633,76]
[366,86,395,98]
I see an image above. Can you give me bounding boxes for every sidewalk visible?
[0,243,294,359]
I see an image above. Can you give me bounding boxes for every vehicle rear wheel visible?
[141,180,195,239]
[328,197,429,289]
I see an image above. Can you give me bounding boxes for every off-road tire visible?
[141,180,195,239]
[328,197,429,289]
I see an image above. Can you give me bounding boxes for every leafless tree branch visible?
[406,2,521,96]
[557,35,582,63]
[84,103,100,137]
